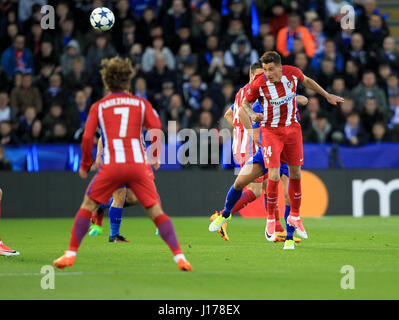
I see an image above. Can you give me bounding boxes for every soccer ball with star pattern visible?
[90,7,115,31]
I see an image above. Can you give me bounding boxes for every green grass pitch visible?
[0,216,398,300]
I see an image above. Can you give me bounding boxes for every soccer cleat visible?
[109,234,131,243]
[265,219,276,242]
[209,213,231,232]
[210,211,229,241]
[53,252,76,270]
[0,242,20,256]
[287,215,308,239]
[283,239,295,250]
[88,224,103,236]
[275,230,301,243]
[177,258,192,271]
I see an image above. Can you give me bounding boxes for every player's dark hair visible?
[249,62,262,75]
[101,56,134,93]
[260,51,281,66]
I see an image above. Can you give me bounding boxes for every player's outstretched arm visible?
[224,107,234,128]
[242,98,263,122]
[302,76,344,105]
[93,135,103,170]
[296,95,308,106]
[80,105,99,178]
[238,107,253,130]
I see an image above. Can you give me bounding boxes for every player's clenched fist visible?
[253,113,263,122]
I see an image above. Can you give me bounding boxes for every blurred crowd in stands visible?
[1,0,399,149]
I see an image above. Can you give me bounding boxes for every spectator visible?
[136,7,157,49]
[191,95,220,127]
[221,80,235,108]
[86,34,117,78]
[252,21,271,53]
[348,33,369,69]
[127,43,144,75]
[112,0,136,36]
[0,121,20,146]
[194,19,217,51]
[42,73,69,112]
[155,81,176,113]
[26,23,43,57]
[310,18,326,55]
[183,73,207,110]
[351,71,388,113]
[67,90,89,135]
[343,58,360,90]
[0,145,12,170]
[162,0,191,49]
[294,52,316,81]
[34,40,59,73]
[0,91,15,123]
[133,77,149,100]
[224,35,259,86]
[64,58,89,92]
[55,1,72,28]
[388,94,399,129]
[221,18,246,50]
[316,58,336,90]
[206,49,236,85]
[339,111,369,146]
[21,118,45,143]
[276,13,316,59]
[18,0,47,24]
[191,1,221,38]
[17,106,38,138]
[311,38,344,72]
[360,97,386,133]
[303,110,333,143]
[176,61,196,89]
[1,34,34,77]
[55,18,85,58]
[22,3,43,33]
[325,0,351,18]
[47,122,70,144]
[300,96,320,132]
[363,13,390,53]
[375,36,399,73]
[34,63,53,95]
[221,0,249,37]
[129,0,159,18]
[142,37,176,72]
[197,35,219,74]
[146,53,177,102]
[114,19,137,55]
[175,43,197,73]
[266,3,289,37]
[10,71,42,116]
[328,77,351,99]
[331,96,355,128]
[386,74,399,98]
[370,122,392,143]
[377,63,392,96]
[0,22,18,53]
[42,102,66,139]
[259,34,276,56]
[60,40,85,76]
[160,93,189,130]
[334,27,354,53]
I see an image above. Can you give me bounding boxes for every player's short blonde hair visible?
[100,56,134,92]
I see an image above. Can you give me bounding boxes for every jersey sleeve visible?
[286,65,304,82]
[142,99,162,163]
[80,103,99,171]
[245,77,262,104]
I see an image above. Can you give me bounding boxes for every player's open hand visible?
[327,94,344,106]
[79,168,88,179]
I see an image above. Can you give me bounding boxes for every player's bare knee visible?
[0,187,2,199]
[112,188,127,207]
[146,202,164,220]
[81,195,99,212]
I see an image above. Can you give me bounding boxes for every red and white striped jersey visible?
[81,92,161,171]
[231,84,257,158]
[245,65,304,128]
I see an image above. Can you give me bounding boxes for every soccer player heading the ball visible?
[53,56,192,271]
